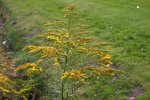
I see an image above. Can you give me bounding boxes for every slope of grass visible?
[1,0,150,99]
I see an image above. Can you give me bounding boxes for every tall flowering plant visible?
[15,4,120,99]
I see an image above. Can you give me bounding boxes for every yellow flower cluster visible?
[0,87,10,93]
[61,70,87,82]
[0,74,12,84]
[77,47,90,53]
[17,87,32,95]
[0,74,27,96]
[27,67,42,75]
[39,29,70,47]
[40,29,69,39]
[24,45,57,58]
[15,62,42,74]
[0,74,13,94]
[101,55,113,67]
[63,4,75,18]
[102,55,112,60]
[15,63,37,72]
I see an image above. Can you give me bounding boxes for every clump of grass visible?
[5,22,23,51]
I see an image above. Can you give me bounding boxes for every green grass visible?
[1,0,150,99]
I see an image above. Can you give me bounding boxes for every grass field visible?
[1,0,150,99]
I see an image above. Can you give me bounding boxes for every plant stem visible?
[61,15,71,100]
[61,81,64,100]
[61,45,68,100]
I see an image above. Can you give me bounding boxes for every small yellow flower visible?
[102,55,112,60]
[61,72,69,80]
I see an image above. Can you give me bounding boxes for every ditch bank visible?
[0,17,11,67]
[0,1,23,52]
[0,2,14,71]
[0,1,11,51]
[0,3,18,100]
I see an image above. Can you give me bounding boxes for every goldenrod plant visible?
[16,4,121,99]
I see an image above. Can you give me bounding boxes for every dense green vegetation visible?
[1,0,150,99]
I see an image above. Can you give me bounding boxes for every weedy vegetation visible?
[0,5,121,100]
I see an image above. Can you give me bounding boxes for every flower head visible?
[61,70,87,82]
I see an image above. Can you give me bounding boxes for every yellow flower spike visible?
[102,55,112,60]
[61,72,69,80]
[0,87,10,93]
[27,68,35,74]
[62,4,75,18]
[69,72,75,79]
[18,88,30,95]
[15,63,41,72]
[24,45,58,58]
[108,61,113,65]
[26,64,43,75]
[67,4,75,9]
[0,74,13,83]
[61,70,88,81]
